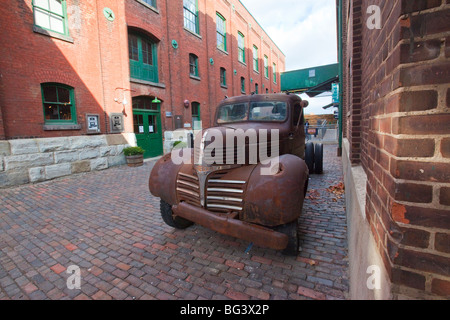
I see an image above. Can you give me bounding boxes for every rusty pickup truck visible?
[149,93,323,255]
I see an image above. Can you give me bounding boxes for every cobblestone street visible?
[0,144,348,300]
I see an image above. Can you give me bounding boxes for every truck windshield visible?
[217,101,287,124]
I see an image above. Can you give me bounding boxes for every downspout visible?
[337,0,343,157]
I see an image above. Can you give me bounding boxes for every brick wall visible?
[344,0,450,299]
[0,0,133,139]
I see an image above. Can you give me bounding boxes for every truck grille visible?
[176,170,247,214]
[176,172,201,207]
[205,171,246,213]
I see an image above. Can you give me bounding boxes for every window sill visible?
[43,124,81,131]
[33,25,74,43]
[238,61,247,67]
[135,0,159,14]
[183,27,202,40]
[217,47,228,55]
[190,75,201,81]
[221,85,228,89]
[130,78,166,88]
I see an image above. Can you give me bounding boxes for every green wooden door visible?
[133,107,163,159]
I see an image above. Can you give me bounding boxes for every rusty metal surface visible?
[243,154,309,227]
[149,153,182,205]
[172,202,289,250]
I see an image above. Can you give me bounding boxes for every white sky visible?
[240,0,338,115]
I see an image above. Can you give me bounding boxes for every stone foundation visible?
[0,133,136,188]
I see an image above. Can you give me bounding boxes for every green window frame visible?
[240,77,245,94]
[253,45,259,72]
[183,0,199,34]
[192,102,201,129]
[264,55,269,78]
[238,32,245,63]
[129,33,159,83]
[216,13,227,52]
[189,54,199,77]
[273,63,277,83]
[220,67,226,86]
[33,0,69,36]
[41,83,77,125]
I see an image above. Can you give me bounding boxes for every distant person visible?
[305,121,310,140]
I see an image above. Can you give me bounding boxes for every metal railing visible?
[305,122,338,144]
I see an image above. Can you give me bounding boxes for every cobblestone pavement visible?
[0,144,348,300]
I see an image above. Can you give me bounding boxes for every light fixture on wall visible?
[184,100,190,108]
[152,97,161,104]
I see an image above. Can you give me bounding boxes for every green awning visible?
[280,63,339,95]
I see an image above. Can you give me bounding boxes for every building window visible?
[253,46,259,72]
[220,68,226,86]
[216,13,227,52]
[238,32,245,63]
[264,55,269,78]
[255,83,259,94]
[33,0,69,35]
[241,77,245,94]
[129,32,158,83]
[273,63,277,83]
[183,0,199,34]
[41,83,76,124]
[189,54,199,77]
[192,102,201,129]
[140,0,156,7]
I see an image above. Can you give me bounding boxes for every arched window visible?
[189,54,199,77]
[192,102,201,129]
[128,32,158,83]
[220,68,226,87]
[240,77,245,94]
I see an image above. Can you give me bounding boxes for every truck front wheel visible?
[160,199,194,229]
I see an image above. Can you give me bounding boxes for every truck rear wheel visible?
[305,142,315,174]
[275,220,299,256]
[314,143,323,174]
[160,199,194,229]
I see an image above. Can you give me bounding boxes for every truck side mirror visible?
[300,100,309,108]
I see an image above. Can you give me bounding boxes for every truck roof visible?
[218,93,303,107]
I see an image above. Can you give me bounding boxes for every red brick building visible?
[126,0,284,156]
[0,0,284,186]
[340,0,449,299]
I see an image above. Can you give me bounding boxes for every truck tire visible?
[275,220,299,256]
[160,199,194,229]
[314,143,323,174]
[305,142,315,174]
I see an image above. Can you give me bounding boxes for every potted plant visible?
[123,146,145,167]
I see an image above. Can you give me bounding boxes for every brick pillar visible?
[343,0,363,164]
[360,0,450,299]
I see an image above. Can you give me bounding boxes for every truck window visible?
[217,103,248,124]
[249,102,287,122]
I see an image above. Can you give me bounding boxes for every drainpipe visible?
[337,0,343,157]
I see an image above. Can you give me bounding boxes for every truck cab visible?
[149,93,318,255]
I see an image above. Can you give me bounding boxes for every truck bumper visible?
[172,202,289,250]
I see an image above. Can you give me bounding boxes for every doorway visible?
[132,96,163,159]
